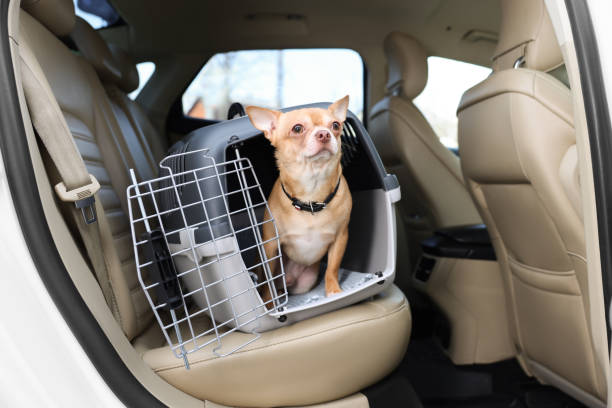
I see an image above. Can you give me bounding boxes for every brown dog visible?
[246,97,352,301]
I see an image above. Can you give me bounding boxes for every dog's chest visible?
[280,220,336,266]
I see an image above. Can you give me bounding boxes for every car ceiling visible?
[107,0,500,68]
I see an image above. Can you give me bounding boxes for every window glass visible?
[413,57,491,148]
[182,49,364,121]
[73,0,120,29]
[128,62,156,100]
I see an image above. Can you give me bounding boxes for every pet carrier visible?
[128,102,400,368]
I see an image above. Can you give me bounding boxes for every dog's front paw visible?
[325,281,342,297]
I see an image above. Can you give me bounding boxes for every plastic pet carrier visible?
[128,102,400,368]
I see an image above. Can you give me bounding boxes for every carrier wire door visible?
[128,148,288,368]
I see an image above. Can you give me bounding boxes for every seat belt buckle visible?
[74,196,97,224]
[54,175,101,224]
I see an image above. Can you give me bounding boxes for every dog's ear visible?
[246,106,281,142]
[329,95,350,122]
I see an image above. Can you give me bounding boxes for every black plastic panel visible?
[421,224,496,261]
[434,224,492,246]
[414,256,436,282]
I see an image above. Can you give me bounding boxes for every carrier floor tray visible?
[235,267,394,333]
[272,269,392,319]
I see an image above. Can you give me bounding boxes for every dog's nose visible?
[315,130,331,143]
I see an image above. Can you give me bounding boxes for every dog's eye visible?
[292,124,303,133]
[332,121,341,131]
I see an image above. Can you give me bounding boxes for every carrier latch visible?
[141,230,183,310]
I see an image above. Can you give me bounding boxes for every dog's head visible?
[246,96,349,165]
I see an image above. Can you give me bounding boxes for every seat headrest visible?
[492,0,563,72]
[384,32,428,100]
[109,44,140,93]
[70,17,122,85]
[21,0,75,37]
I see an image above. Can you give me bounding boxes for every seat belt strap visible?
[19,51,121,322]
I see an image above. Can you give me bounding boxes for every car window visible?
[413,57,491,149]
[73,0,120,29]
[182,49,364,121]
[128,62,156,100]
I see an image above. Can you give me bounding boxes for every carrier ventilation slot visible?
[158,141,190,211]
[341,120,360,168]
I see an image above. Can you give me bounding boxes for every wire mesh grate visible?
[128,148,288,369]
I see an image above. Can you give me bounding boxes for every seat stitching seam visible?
[510,267,581,297]
[82,159,106,167]
[508,256,574,275]
[567,251,587,263]
[508,93,529,181]
[72,132,95,141]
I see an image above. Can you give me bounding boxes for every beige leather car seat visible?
[17,1,412,406]
[69,17,162,181]
[107,44,169,164]
[369,32,481,267]
[457,0,608,405]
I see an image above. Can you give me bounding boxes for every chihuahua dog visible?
[246,96,352,300]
